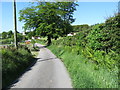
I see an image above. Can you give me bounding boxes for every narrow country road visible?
[10,44,72,88]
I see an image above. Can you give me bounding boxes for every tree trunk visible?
[47,35,51,46]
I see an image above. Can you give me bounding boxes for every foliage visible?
[102,14,120,53]
[31,39,36,48]
[48,45,118,88]
[35,39,47,45]
[2,45,34,88]
[87,14,120,53]
[1,31,13,39]
[19,2,78,45]
[51,36,119,70]
[0,31,26,45]
[7,30,13,38]
[0,38,13,44]
[27,31,36,39]
[72,24,89,32]
[86,23,105,50]
[2,32,8,39]
[47,14,119,88]
[17,33,25,42]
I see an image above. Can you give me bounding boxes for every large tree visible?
[19,2,78,45]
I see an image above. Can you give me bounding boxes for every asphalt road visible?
[10,44,72,88]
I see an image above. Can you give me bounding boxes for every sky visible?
[1,1,119,33]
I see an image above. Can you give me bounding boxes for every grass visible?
[31,51,39,57]
[2,45,35,88]
[48,45,118,88]
[35,39,46,45]
[26,43,39,57]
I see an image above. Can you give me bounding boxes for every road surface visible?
[10,44,72,88]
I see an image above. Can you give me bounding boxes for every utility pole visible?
[13,0,18,48]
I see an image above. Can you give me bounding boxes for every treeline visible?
[72,24,89,32]
[0,30,39,44]
[19,2,78,45]
[0,31,25,44]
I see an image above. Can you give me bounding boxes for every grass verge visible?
[2,45,35,88]
[48,45,118,88]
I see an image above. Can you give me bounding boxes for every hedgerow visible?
[48,14,119,88]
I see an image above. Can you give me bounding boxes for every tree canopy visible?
[19,2,78,45]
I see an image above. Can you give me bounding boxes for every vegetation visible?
[72,24,89,32]
[1,31,13,39]
[0,38,14,45]
[49,45,118,88]
[0,31,26,45]
[48,14,119,88]
[2,45,34,88]
[87,14,120,53]
[19,2,78,45]
[1,1,119,89]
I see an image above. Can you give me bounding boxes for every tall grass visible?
[48,45,118,88]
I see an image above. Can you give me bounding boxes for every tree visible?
[2,32,7,39]
[8,30,13,38]
[19,2,78,45]
[27,31,36,39]
[17,33,24,42]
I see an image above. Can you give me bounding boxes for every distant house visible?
[32,36,41,39]
[67,33,73,36]
[32,37,35,39]
[22,32,26,35]
[67,32,76,36]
